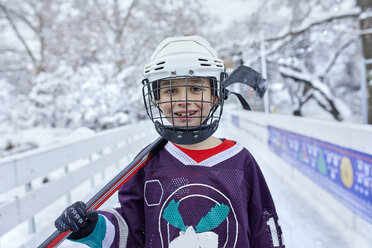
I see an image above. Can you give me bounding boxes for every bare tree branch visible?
[321,38,357,76]
[0,3,37,67]
[92,0,116,31]
[113,0,137,45]
[302,0,321,22]
[6,8,38,33]
[265,10,360,42]
[246,11,360,65]
[119,0,138,38]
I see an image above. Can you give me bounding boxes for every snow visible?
[279,66,334,100]
[201,0,260,31]
[297,8,361,34]
[301,98,336,121]
[0,127,95,158]
[359,9,372,20]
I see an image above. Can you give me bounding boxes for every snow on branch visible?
[279,66,332,99]
[243,9,361,65]
[359,9,372,20]
[265,9,361,42]
[279,65,351,121]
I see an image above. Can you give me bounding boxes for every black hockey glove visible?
[55,201,98,240]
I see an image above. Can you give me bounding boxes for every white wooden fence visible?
[0,121,157,247]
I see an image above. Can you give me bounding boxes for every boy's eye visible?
[162,88,175,94]
[159,85,205,95]
[191,86,202,92]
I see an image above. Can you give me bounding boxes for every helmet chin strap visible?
[154,121,219,145]
[223,89,252,110]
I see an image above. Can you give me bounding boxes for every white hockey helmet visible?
[142,36,227,145]
[144,36,225,83]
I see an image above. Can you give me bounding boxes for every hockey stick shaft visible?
[38,136,167,248]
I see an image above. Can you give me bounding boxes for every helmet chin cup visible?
[154,121,219,145]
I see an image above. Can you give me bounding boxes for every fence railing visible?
[0,121,157,247]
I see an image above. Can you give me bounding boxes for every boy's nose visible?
[175,97,190,106]
[174,89,190,104]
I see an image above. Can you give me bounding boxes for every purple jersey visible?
[100,141,284,248]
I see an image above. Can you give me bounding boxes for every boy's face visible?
[157,78,217,127]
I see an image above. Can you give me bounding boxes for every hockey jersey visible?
[76,140,284,248]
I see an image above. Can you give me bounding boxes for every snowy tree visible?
[0,0,68,74]
[0,0,214,156]
[0,0,211,132]
[218,0,364,122]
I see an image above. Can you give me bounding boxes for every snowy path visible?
[35,123,372,248]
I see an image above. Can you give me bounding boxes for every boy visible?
[55,36,284,247]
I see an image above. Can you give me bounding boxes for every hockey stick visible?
[223,65,267,98]
[38,136,167,248]
[223,65,267,110]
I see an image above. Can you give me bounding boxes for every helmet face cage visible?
[142,75,225,144]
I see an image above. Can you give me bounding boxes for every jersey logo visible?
[158,183,239,247]
[163,199,230,247]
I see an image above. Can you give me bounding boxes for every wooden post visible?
[90,154,95,189]
[64,166,71,205]
[25,182,36,234]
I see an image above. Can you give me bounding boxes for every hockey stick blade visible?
[38,136,167,248]
[223,65,267,98]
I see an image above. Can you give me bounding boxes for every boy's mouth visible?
[174,111,197,117]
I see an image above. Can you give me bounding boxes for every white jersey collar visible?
[164,141,243,167]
